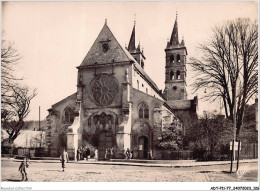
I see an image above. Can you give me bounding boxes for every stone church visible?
[46,16,198,160]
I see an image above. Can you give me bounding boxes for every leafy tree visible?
[190,18,258,140]
[157,117,183,150]
[188,111,233,161]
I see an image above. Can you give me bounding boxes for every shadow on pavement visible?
[222,170,233,173]
[6,179,23,182]
[198,171,214,173]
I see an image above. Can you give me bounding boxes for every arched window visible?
[137,80,139,89]
[170,55,174,63]
[177,54,181,62]
[146,88,148,93]
[170,71,174,80]
[138,102,149,119]
[176,70,181,79]
[64,108,74,123]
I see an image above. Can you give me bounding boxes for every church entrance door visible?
[98,131,113,160]
[138,136,148,159]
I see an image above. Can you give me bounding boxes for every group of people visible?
[104,147,114,161]
[125,148,133,159]
[76,147,91,161]
[18,147,154,180]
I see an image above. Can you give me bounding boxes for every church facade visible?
[46,16,197,160]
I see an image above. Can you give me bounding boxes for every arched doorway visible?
[98,131,113,160]
[138,136,148,159]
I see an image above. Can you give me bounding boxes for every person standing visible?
[86,147,90,160]
[108,148,112,161]
[80,147,83,160]
[104,148,108,161]
[148,149,153,160]
[125,148,130,159]
[130,150,133,159]
[60,149,69,172]
[110,147,114,159]
[77,148,81,161]
[94,148,98,161]
[18,157,30,181]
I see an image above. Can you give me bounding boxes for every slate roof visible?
[80,23,132,66]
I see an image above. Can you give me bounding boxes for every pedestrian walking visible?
[18,157,30,181]
[60,149,69,172]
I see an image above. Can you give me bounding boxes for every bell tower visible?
[164,14,188,101]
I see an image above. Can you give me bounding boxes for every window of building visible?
[170,71,174,80]
[170,55,174,63]
[176,70,181,79]
[146,88,148,93]
[138,102,149,119]
[177,54,181,62]
[142,84,144,87]
[64,108,74,123]
[137,80,139,89]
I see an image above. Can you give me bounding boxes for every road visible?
[1,160,258,182]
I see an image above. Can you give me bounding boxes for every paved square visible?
[1,160,258,182]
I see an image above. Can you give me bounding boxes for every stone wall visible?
[46,93,77,157]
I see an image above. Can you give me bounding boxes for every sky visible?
[1,1,258,121]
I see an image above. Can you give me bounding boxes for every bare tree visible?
[1,40,22,106]
[1,37,37,143]
[190,18,258,140]
[5,86,37,143]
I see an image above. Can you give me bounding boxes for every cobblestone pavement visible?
[1,160,258,182]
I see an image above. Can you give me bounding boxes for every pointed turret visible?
[137,41,140,51]
[169,15,179,46]
[127,20,146,68]
[181,36,185,46]
[128,23,136,53]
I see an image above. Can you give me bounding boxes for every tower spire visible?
[169,13,179,46]
[128,16,136,52]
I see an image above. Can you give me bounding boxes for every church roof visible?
[80,23,132,66]
[133,59,159,91]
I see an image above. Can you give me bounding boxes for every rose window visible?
[90,74,119,106]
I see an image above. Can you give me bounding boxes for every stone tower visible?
[164,14,188,101]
